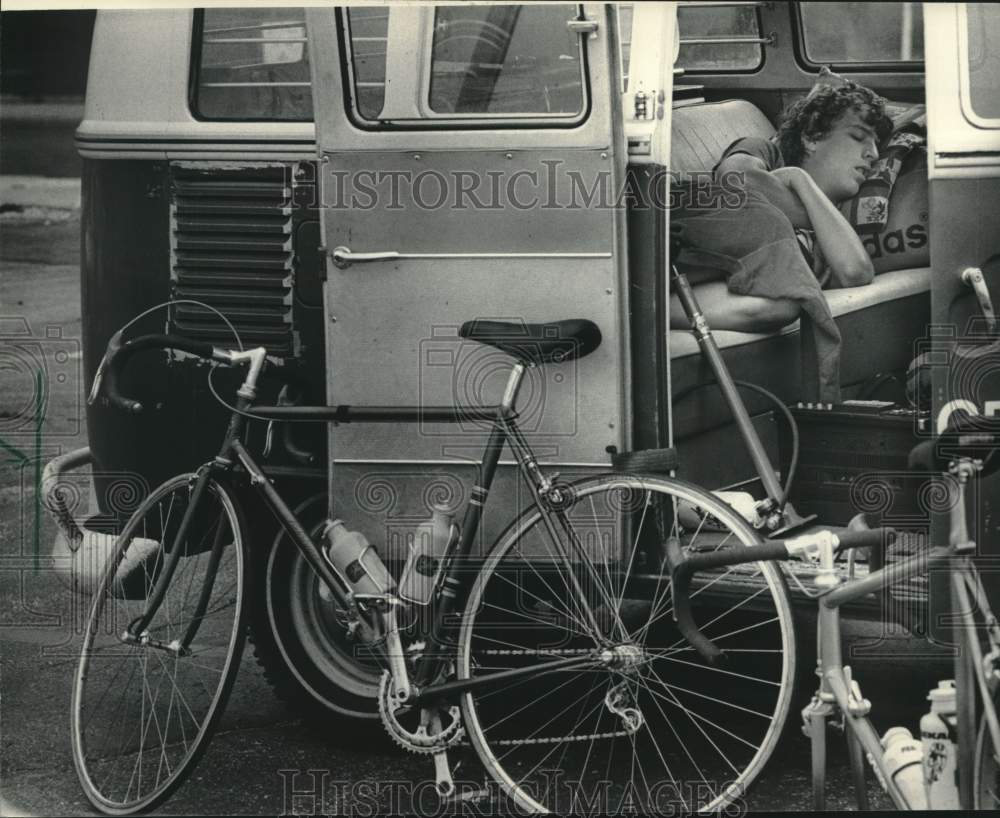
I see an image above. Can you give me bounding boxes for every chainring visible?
[377,670,464,754]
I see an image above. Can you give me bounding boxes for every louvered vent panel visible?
[169,166,296,356]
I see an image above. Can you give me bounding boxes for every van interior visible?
[635,2,931,504]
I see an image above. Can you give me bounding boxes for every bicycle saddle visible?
[459,319,602,365]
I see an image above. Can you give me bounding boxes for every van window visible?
[345,4,587,125]
[800,2,924,64]
[676,3,763,72]
[345,6,388,121]
[193,8,312,121]
[618,4,632,90]
[963,3,1000,123]
[429,5,584,115]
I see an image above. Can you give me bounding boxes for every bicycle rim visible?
[458,474,796,815]
[71,473,248,815]
[954,563,1000,810]
[975,693,1000,809]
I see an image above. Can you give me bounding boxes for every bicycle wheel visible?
[975,693,1000,809]
[71,473,249,815]
[459,473,796,815]
[952,562,1000,810]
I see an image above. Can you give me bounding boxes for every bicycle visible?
[670,430,1000,810]
[72,319,798,816]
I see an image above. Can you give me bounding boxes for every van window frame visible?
[791,3,925,74]
[338,5,593,132]
[957,3,1000,130]
[673,2,766,76]
[188,8,313,123]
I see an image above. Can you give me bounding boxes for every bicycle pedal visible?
[441,784,495,807]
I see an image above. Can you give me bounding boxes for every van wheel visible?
[247,496,385,733]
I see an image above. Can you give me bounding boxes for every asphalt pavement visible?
[0,108,957,816]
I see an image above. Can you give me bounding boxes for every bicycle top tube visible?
[244,403,514,424]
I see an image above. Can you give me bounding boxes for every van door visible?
[923,3,1000,736]
[305,5,628,554]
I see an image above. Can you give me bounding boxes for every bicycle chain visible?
[478,648,597,656]
[476,664,644,747]
[492,728,636,747]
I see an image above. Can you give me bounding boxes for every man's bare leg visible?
[669,281,799,333]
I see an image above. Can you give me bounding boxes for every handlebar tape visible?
[671,540,790,664]
[834,527,895,555]
[104,334,217,413]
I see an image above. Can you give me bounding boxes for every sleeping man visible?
[670,81,893,334]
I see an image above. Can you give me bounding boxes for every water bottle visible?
[848,169,891,234]
[322,519,395,596]
[881,726,927,810]
[398,506,457,605]
[921,679,959,809]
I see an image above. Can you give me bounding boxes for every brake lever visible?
[87,329,123,406]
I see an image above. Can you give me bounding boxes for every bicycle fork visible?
[801,539,909,811]
[123,465,218,655]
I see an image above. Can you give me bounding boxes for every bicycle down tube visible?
[179,358,614,699]
[252,380,621,698]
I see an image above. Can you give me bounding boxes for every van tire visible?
[246,494,389,742]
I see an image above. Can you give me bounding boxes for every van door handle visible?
[330,246,400,268]
[962,266,997,333]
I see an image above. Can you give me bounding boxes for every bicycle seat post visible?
[500,361,527,417]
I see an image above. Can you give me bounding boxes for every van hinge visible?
[318,245,327,282]
[567,18,599,38]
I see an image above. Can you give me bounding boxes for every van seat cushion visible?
[670,100,775,177]
[670,267,931,360]
[668,267,931,440]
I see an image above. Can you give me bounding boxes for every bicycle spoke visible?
[477,668,591,730]
[508,543,596,636]
[461,476,794,816]
[72,475,246,814]
[630,669,713,800]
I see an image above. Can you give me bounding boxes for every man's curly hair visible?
[775,82,892,167]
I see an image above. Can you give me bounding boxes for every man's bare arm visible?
[772,166,874,287]
[716,155,874,287]
[715,153,811,229]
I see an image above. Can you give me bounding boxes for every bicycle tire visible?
[951,562,999,810]
[458,473,797,815]
[975,691,1000,809]
[71,473,249,815]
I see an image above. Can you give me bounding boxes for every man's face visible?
[801,108,880,202]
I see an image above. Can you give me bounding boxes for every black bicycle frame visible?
[129,388,612,699]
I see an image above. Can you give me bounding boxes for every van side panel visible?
[81,158,180,511]
[81,157,328,521]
